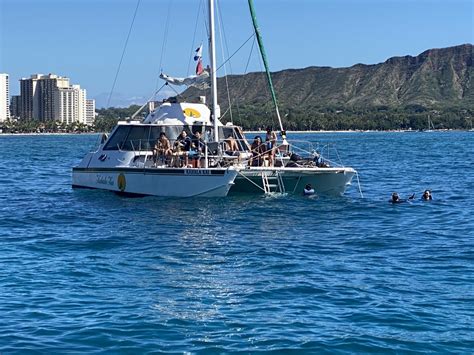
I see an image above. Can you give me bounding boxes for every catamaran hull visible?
[232,167,356,195]
[72,167,237,197]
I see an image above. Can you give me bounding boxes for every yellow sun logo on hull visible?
[183,108,201,119]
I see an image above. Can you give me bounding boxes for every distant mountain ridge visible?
[184,44,473,109]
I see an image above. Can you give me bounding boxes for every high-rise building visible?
[10,95,21,118]
[85,99,96,126]
[20,74,70,121]
[37,74,69,121]
[0,73,10,122]
[20,75,38,120]
[54,85,86,124]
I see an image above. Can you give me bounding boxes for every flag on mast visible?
[193,44,203,61]
[194,44,204,75]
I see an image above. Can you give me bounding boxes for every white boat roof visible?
[143,102,224,126]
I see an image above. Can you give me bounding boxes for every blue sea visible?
[0,132,473,353]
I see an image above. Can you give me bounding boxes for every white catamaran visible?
[73,0,357,197]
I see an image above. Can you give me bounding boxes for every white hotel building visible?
[85,99,96,125]
[19,74,95,125]
[54,85,86,125]
[0,73,10,122]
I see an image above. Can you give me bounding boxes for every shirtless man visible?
[153,132,172,165]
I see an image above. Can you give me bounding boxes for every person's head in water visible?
[303,184,314,196]
[422,190,432,200]
[391,192,400,202]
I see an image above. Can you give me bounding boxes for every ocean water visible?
[0,132,473,353]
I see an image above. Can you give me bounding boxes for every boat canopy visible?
[143,102,223,127]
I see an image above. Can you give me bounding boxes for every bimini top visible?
[143,102,224,126]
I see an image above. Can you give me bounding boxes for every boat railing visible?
[283,139,346,167]
[117,137,345,169]
[123,138,245,169]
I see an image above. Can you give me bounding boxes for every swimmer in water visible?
[390,192,401,203]
[303,184,315,196]
[422,190,432,200]
[390,192,415,203]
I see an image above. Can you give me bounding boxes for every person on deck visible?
[174,130,191,167]
[190,130,206,168]
[224,134,240,158]
[153,132,172,166]
[250,136,266,167]
[265,126,277,166]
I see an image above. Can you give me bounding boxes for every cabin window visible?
[122,126,151,151]
[219,126,247,151]
[149,126,184,145]
[103,125,131,150]
[103,125,150,151]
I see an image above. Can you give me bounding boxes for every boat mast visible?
[248,0,285,137]
[208,0,219,142]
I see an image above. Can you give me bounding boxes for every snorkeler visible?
[422,190,432,200]
[303,184,315,196]
[390,192,415,203]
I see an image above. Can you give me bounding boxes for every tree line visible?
[2,104,472,133]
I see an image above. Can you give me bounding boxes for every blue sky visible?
[1,0,472,107]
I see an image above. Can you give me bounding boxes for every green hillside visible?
[182,44,473,130]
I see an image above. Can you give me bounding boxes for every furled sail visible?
[159,71,210,89]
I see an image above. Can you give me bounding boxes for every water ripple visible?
[0,132,473,352]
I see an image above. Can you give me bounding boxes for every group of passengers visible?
[152,129,242,168]
[250,126,278,167]
[152,130,205,168]
[152,126,279,168]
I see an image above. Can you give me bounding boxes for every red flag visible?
[196,58,203,75]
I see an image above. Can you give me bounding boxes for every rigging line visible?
[216,0,233,123]
[203,1,209,44]
[130,83,168,120]
[216,0,234,74]
[107,0,141,108]
[155,0,172,91]
[187,0,203,76]
[167,83,186,100]
[234,36,256,127]
[215,33,255,73]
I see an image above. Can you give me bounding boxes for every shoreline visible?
[0,129,469,136]
[0,132,99,136]
[245,129,463,134]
